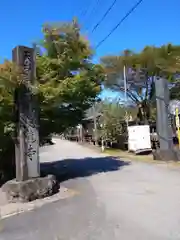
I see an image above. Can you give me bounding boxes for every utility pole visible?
[77,124,83,142]
[93,103,98,145]
[123,65,129,127]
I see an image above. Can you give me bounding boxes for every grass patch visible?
[105,149,153,161]
[104,148,180,166]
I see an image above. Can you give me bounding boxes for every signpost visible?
[169,100,180,149]
[175,108,180,148]
[169,100,180,115]
[13,46,39,181]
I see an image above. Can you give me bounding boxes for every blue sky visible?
[0,0,180,98]
[0,0,180,61]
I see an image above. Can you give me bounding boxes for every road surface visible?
[1,138,180,239]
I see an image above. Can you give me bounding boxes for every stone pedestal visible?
[2,175,59,203]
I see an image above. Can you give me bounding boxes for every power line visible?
[96,0,144,49]
[80,1,93,19]
[91,0,118,33]
[85,0,102,30]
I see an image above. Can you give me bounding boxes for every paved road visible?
[1,139,180,239]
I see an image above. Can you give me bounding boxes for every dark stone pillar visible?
[12,46,40,180]
[154,77,178,161]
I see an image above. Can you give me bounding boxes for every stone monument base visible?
[153,149,180,161]
[2,175,59,203]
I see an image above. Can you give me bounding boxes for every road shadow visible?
[40,156,131,182]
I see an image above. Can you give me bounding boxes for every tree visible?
[98,100,137,144]
[170,82,180,100]
[101,44,180,123]
[0,19,104,182]
[37,19,104,140]
[0,61,22,182]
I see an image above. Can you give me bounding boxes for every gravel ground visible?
[1,138,180,239]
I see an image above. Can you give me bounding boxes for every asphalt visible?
[1,139,180,239]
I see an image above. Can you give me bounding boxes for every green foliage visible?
[37,20,104,139]
[0,19,104,182]
[101,44,180,122]
[0,61,21,182]
[98,100,137,142]
[170,82,180,100]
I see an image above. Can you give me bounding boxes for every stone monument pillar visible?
[154,77,178,160]
[2,47,59,202]
[12,46,40,180]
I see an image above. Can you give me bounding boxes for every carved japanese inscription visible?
[13,46,39,179]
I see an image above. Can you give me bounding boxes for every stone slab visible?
[1,175,59,203]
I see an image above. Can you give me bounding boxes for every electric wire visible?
[91,0,118,33]
[95,0,144,49]
[86,0,102,30]
[80,0,93,19]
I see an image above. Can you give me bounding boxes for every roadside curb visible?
[0,187,78,219]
